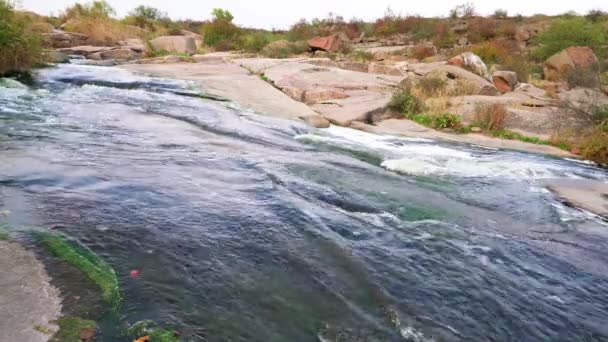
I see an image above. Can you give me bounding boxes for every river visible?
[1,64,608,341]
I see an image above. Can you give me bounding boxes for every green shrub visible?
[123,5,168,31]
[0,0,42,74]
[238,31,284,53]
[493,9,508,19]
[533,17,607,60]
[202,8,241,48]
[388,89,424,116]
[261,40,308,58]
[61,0,115,20]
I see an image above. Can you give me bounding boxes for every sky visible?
[19,0,608,29]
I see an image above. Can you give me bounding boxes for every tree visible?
[63,0,115,20]
[211,8,234,22]
[0,0,42,74]
[126,5,168,29]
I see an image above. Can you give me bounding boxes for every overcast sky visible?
[19,0,608,29]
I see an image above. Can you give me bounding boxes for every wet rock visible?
[299,114,331,128]
[448,52,491,80]
[89,48,140,61]
[543,46,600,87]
[149,36,196,55]
[546,179,608,219]
[492,70,519,93]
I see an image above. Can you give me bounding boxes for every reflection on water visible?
[1,65,608,341]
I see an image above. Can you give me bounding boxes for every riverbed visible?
[1,64,608,341]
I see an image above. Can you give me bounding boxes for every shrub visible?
[261,40,308,58]
[123,5,168,31]
[0,0,42,74]
[411,44,436,60]
[501,56,533,83]
[202,8,241,48]
[533,17,606,60]
[470,41,509,64]
[473,103,507,131]
[468,18,498,43]
[63,17,144,46]
[389,89,424,116]
[350,49,374,62]
[577,127,608,164]
[238,31,284,52]
[449,3,476,19]
[493,9,508,19]
[416,77,447,98]
[585,9,607,22]
[61,0,115,21]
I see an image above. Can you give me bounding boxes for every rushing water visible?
[1,65,608,341]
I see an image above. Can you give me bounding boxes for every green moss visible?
[490,129,552,145]
[34,231,121,309]
[128,320,180,342]
[51,317,97,342]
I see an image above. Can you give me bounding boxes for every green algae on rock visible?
[34,231,122,310]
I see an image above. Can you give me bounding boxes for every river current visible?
[1,65,608,341]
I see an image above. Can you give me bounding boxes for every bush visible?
[61,0,115,21]
[470,41,509,64]
[577,127,608,164]
[261,40,308,58]
[533,17,606,60]
[63,17,144,46]
[389,89,424,116]
[123,5,168,31]
[416,77,447,98]
[493,9,508,19]
[238,31,284,52]
[468,18,498,43]
[411,44,436,60]
[473,103,507,131]
[585,9,607,22]
[0,0,42,74]
[202,8,241,48]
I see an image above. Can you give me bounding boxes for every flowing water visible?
[1,64,608,341]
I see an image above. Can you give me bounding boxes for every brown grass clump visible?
[410,44,436,60]
[473,103,507,131]
[468,18,498,43]
[63,18,145,46]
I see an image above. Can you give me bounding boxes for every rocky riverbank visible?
[120,55,576,158]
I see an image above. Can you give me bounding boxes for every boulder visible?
[57,45,114,57]
[42,30,88,48]
[337,61,369,73]
[424,65,500,96]
[448,52,491,80]
[149,36,197,55]
[181,30,203,49]
[299,114,331,128]
[492,71,519,93]
[89,48,140,61]
[543,46,600,87]
[308,34,346,53]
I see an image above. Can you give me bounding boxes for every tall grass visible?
[0,0,42,74]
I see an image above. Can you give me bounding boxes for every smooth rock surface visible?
[0,241,62,342]
[546,179,608,218]
[149,36,197,55]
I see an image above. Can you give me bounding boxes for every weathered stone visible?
[299,114,331,128]
[492,70,519,93]
[302,89,349,104]
[57,45,113,56]
[42,31,88,48]
[425,65,500,96]
[448,52,491,80]
[149,36,196,55]
[368,63,405,76]
[308,34,346,53]
[181,30,203,49]
[543,46,600,87]
[89,48,140,61]
[546,179,608,218]
[337,61,369,73]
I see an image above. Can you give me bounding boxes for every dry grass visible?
[63,17,145,46]
[410,44,436,60]
[473,103,507,130]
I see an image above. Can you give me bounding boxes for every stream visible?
[1,64,608,341]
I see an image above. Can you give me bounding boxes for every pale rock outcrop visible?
[543,46,600,87]
[42,30,88,48]
[448,52,491,80]
[45,51,69,63]
[181,30,204,49]
[89,48,140,61]
[492,71,519,93]
[423,65,500,96]
[149,36,197,55]
[546,179,608,218]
